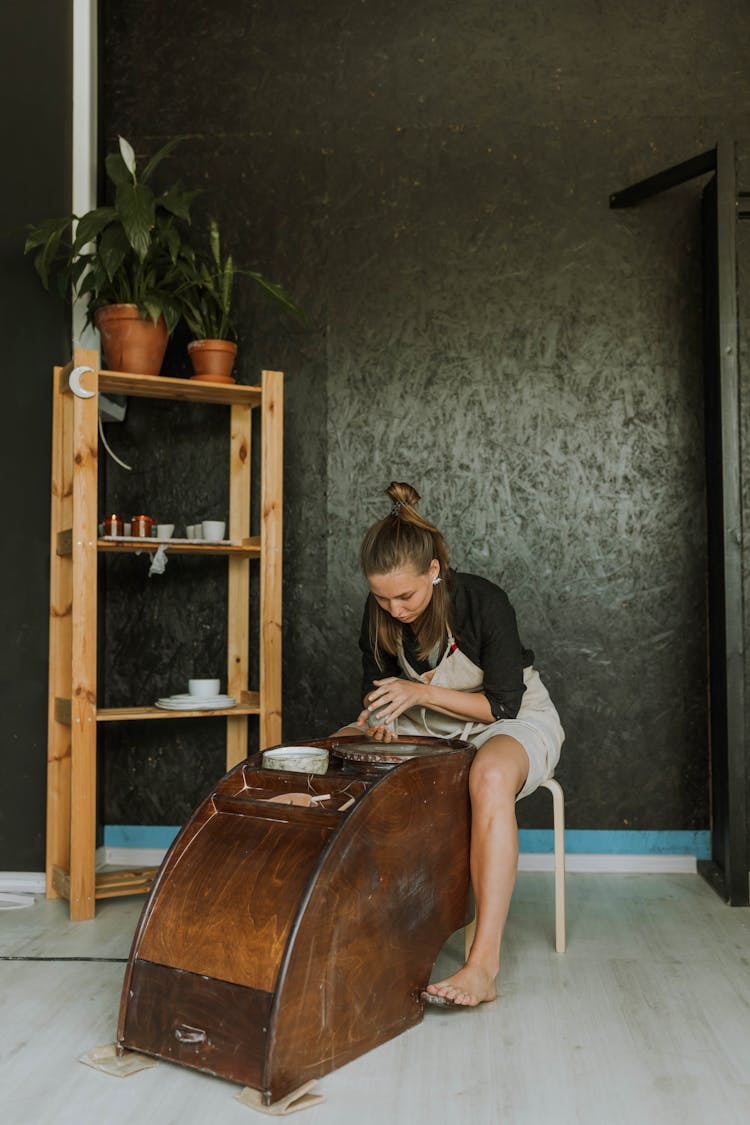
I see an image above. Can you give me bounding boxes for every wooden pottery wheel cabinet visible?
[118,735,475,1106]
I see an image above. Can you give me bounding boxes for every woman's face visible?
[367,559,440,624]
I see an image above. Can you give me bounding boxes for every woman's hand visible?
[365,677,427,725]
[354,709,397,743]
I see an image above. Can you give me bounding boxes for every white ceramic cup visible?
[157,524,175,539]
[202,520,226,541]
[188,678,221,698]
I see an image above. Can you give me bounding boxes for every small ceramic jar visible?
[103,514,123,536]
[131,514,153,538]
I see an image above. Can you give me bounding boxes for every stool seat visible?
[464,774,566,957]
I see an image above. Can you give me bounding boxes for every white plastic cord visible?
[98,414,133,471]
[0,893,35,910]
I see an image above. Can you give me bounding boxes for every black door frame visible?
[610,141,749,906]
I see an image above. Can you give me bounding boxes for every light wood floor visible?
[2,873,749,1125]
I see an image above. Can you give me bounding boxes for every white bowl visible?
[262,746,329,775]
[188,678,221,698]
[202,520,226,541]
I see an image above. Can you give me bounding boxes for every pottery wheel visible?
[329,737,470,765]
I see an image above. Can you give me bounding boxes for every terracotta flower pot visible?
[188,339,238,383]
[95,304,169,376]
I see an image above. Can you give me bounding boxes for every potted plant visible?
[24,135,199,376]
[180,219,303,383]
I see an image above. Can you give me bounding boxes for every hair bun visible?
[386,481,420,508]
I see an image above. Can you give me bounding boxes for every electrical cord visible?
[98,413,133,471]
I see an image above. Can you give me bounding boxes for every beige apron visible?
[395,632,486,742]
[394,632,565,797]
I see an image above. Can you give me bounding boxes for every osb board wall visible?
[99,0,750,833]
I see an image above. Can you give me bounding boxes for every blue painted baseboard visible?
[103,824,711,859]
[519,829,710,858]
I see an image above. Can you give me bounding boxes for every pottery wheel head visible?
[329,737,471,765]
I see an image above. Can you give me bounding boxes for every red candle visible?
[131,515,153,538]
[103,514,123,536]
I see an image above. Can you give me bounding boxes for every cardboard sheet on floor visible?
[235,1081,324,1115]
[79,1043,158,1077]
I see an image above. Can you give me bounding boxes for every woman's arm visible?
[365,677,495,726]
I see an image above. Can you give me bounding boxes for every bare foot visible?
[424,962,497,1007]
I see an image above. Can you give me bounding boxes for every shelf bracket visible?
[54,697,72,725]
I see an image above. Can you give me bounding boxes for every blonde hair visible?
[360,482,453,665]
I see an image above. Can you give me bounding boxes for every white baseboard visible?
[0,871,46,894]
[0,853,699,894]
[98,847,168,869]
[99,850,697,875]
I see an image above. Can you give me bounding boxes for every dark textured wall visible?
[0,2,72,868]
[98,0,750,834]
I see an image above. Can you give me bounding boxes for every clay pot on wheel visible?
[95,304,169,376]
[187,339,238,384]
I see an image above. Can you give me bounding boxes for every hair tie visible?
[390,501,403,516]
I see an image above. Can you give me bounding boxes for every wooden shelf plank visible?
[97,693,261,722]
[95,868,159,898]
[54,866,159,901]
[97,536,261,557]
[99,369,262,406]
[57,535,262,558]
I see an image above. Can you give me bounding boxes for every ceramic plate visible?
[155,695,236,710]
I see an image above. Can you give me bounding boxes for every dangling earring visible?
[432,574,442,586]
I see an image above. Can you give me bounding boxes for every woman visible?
[337,481,564,1008]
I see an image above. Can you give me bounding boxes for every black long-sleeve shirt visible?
[359,570,534,720]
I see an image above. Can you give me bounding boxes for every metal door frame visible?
[611,141,749,905]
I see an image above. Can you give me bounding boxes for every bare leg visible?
[425,734,529,1006]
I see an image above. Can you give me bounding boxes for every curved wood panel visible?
[137,809,335,991]
[266,750,473,1100]
[119,738,474,1103]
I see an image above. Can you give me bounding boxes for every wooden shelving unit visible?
[46,348,283,920]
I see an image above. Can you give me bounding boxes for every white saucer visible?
[155,695,236,710]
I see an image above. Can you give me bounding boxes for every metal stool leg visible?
[540,777,566,953]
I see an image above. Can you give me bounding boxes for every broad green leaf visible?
[72,206,117,251]
[70,258,90,289]
[105,152,133,187]
[24,216,70,253]
[160,296,181,333]
[116,182,155,261]
[142,300,162,325]
[76,270,97,297]
[163,223,180,264]
[98,223,130,281]
[158,184,201,220]
[35,225,67,289]
[140,134,194,183]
